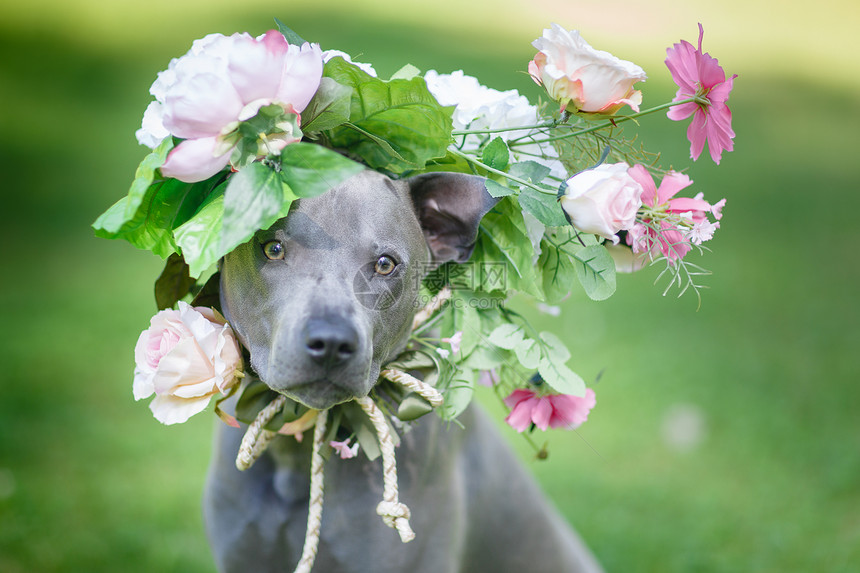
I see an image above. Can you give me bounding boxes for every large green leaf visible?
[518,186,568,227]
[220,162,296,256]
[92,137,174,234]
[93,177,216,259]
[174,183,227,278]
[475,197,542,297]
[537,241,576,303]
[279,142,365,198]
[300,77,353,134]
[323,57,453,173]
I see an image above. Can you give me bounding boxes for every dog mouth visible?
[272,378,368,410]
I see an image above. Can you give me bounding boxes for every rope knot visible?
[376,501,415,543]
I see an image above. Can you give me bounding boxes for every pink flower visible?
[441,331,463,355]
[559,162,644,243]
[138,30,323,182]
[529,24,647,115]
[133,301,243,424]
[665,24,737,164]
[627,164,725,262]
[504,388,596,433]
[330,439,359,459]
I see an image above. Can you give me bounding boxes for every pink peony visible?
[137,30,323,182]
[559,162,644,243]
[665,24,737,164]
[330,439,360,459]
[133,301,243,424]
[529,24,647,115]
[627,164,725,262]
[504,388,596,433]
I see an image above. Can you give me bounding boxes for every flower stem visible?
[448,148,556,195]
[510,96,705,147]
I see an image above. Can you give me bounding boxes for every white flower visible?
[424,70,566,178]
[322,49,377,77]
[560,162,644,243]
[687,219,719,245]
[529,24,647,115]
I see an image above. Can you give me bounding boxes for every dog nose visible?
[302,318,358,369]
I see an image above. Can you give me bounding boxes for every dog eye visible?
[374,255,397,276]
[262,241,285,260]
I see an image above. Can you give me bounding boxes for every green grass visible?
[1,3,859,572]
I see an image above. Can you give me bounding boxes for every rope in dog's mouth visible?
[234,288,450,573]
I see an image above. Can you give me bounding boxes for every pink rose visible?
[504,388,596,432]
[559,162,644,243]
[137,30,324,183]
[133,301,243,424]
[528,24,647,115]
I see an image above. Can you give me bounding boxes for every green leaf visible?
[300,77,353,134]
[537,241,576,303]
[509,160,551,187]
[279,142,365,198]
[390,64,421,80]
[324,58,453,174]
[573,244,617,301]
[221,163,294,255]
[397,393,434,421]
[92,137,175,234]
[488,323,526,350]
[154,253,195,310]
[94,177,217,259]
[538,357,586,397]
[274,18,306,45]
[514,338,541,369]
[539,331,571,363]
[476,197,542,297]
[518,186,568,227]
[439,373,474,421]
[482,137,510,172]
[174,183,227,278]
[484,179,515,198]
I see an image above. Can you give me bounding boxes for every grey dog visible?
[204,169,603,572]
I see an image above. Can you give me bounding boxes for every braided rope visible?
[410,286,451,331]
[236,394,286,471]
[356,396,415,543]
[293,408,329,573]
[380,368,443,407]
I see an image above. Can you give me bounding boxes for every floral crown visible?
[95,20,735,453]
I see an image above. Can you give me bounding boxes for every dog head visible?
[220,169,495,410]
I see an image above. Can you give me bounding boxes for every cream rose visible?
[559,162,644,243]
[133,301,243,424]
[528,24,647,115]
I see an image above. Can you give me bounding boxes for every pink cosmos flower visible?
[133,302,243,424]
[665,24,737,164]
[627,164,725,262]
[330,439,359,459]
[137,30,323,182]
[504,388,596,433]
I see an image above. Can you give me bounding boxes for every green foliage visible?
[322,57,453,173]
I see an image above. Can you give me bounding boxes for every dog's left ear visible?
[408,172,499,264]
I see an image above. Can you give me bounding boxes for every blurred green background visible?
[2,0,859,571]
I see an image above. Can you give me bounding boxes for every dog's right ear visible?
[408,173,499,264]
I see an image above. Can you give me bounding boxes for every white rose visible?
[133,301,243,424]
[559,162,644,243]
[529,24,647,115]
